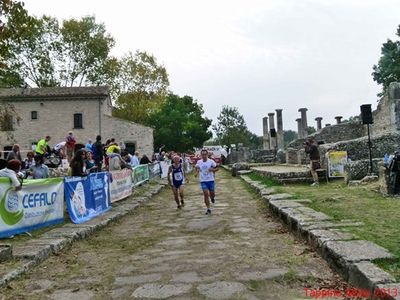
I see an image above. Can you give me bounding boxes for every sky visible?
[24,0,400,135]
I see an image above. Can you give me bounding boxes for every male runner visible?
[168,155,188,209]
[195,149,219,215]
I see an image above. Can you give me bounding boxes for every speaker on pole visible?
[360,104,373,124]
[270,128,276,138]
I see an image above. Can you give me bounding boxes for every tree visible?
[148,94,212,152]
[283,130,298,148]
[113,51,169,124]
[372,25,400,96]
[1,11,115,88]
[213,106,250,148]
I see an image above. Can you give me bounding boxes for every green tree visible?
[113,51,169,124]
[372,25,400,96]
[213,106,250,148]
[148,94,212,152]
[283,130,298,147]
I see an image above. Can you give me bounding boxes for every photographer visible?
[304,139,320,186]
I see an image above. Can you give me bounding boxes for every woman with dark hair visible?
[140,154,151,165]
[0,159,22,190]
[69,149,87,177]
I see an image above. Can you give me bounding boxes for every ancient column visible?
[325,123,331,127]
[268,112,275,149]
[276,109,284,149]
[335,116,343,124]
[296,118,302,139]
[298,108,308,137]
[262,117,270,150]
[315,117,323,131]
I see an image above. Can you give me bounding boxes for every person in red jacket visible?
[65,131,77,162]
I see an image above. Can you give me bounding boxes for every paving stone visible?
[131,283,192,299]
[26,279,54,293]
[197,281,247,299]
[267,193,293,201]
[259,188,276,196]
[236,269,288,281]
[171,272,201,283]
[0,244,12,262]
[186,218,220,230]
[50,289,94,300]
[41,227,80,241]
[159,238,187,247]
[348,261,396,291]
[207,242,228,250]
[308,229,354,249]
[13,244,51,261]
[31,237,72,254]
[324,240,393,263]
[115,273,162,285]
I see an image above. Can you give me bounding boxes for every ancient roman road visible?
[1,170,348,300]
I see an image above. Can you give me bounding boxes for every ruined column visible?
[275,109,284,149]
[262,117,270,150]
[315,117,323,131]
[325,123,331,127]
[268,112,275,149]
[296,118,302,139]
[335,116,343,124]
[298,108,308,137]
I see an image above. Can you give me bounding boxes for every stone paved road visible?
[0,170,348,300]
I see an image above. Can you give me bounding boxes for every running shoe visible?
[181,200,185,207]
[211,198,215,204]
[310,182,319,187]
[177,205,182,209]
[205,208,211,215]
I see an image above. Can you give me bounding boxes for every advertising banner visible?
[110,169,132,203]
[132,165,150,187]
[327,151,348,178]
[160,161,170,179]
[0,178,64,238]
[64,172,111,224]
[148,163,161,179]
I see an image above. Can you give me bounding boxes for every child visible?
[168,155,188,209]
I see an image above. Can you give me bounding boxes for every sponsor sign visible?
[0,178,64,238]
[110,169,133,203]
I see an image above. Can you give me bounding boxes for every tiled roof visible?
[0,86,109,100]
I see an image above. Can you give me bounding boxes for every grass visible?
[248,175,400,280]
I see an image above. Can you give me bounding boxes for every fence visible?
[0,162,172,237]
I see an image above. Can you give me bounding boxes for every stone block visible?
[41,227,80,241]
[348,261,395,292]
[13,244,51,262]
[308,229,355,249]
[0,244,12,262]
[373,283,400,300]
[259,188,276,196]
[31,237,72,254]
[267,193,292,201]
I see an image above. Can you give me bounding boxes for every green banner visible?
[132,165,150,187]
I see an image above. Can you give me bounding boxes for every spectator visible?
[29,155,49,179]
[121,151,133,169]
[109,148,124,171]
[65,131,77,162]
[159,151,166,162]
[6,144,22,163]
[24,151,35,170]
[69,149,86,177]
[140,154,151,165]
[119,141,126,151]
[305,138,321,186]
[85,139,93,152]
[131,151,140,167]
[54,141,66,159]
[36,136,51,158]
[92,135,103,172]
[0,159,22,190]
[84,150,97,173]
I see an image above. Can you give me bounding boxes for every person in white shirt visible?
[0,159,23,190]
[131,151,140,167]
[195,149,219,215]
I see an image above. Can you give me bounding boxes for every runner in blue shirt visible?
[168,155,188,209]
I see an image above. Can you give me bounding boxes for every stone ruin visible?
[282,82,400,192]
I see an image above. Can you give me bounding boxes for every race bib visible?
[174,172,183,181]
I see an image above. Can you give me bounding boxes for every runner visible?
[168,155,188,209]
[195,149,219,215]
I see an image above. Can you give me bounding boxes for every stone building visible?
[0,86,154,156]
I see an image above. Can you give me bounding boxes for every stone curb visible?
[0,179,168,288]
[240,175,399,299]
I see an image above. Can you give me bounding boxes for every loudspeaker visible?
[360,104,373,124]
[270,128,277,137]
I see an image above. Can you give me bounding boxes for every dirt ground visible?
[0,170,350,300]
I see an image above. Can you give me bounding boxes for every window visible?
[31,111,38,120]
[73,113,83,129]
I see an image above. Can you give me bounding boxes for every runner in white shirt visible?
[195,149,219,215]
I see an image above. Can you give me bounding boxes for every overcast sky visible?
[25,0,400,134]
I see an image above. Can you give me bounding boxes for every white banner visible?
[160,161,171,178]
[0,178,64,238]
[110,169,133,203]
